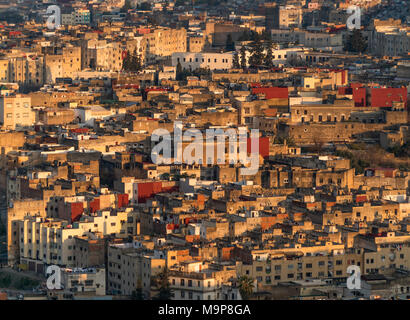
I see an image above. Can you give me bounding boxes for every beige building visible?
[126,37,147,65]
[0,51,44,87]
[107,243,166,297]
[169,263,237,300]
[44,46,81,83]
[356,232,410,275]
[82,40,124,72]
[144,28,187,63]
[0,94,33,130]
[16,210,130,270]
[237,245,363,288]
[59,267,105,296]
[188,36,206,53]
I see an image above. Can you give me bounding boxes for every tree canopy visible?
[122,49,142,72]
[344,29,367,53]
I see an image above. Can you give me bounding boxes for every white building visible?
[238,46,303,67]
[59,267,106,296]
[16,211,129,268]
[172,52,234,71]
[74,106,115,126]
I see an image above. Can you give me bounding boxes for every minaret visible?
[311,10,316,28]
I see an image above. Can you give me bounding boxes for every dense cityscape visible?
[0,0,409,303]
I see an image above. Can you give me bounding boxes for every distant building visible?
[172,52,233,71]
[0,94,33,130]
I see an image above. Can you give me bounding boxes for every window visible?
[287,273,294,279]
[306,263,312,268]
[256,266,263,272]
[180,279,185,286]
[85,280,93,286]
[188,280,192,287]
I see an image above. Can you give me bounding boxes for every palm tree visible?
[238,276,254,300]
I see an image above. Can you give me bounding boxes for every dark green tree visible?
[122,49,142,72]
[344,29,367,53]
[131,288,145,300]
[130,49,142,72]
[249,31,260,42]
[240,46,247,69]
[233,52,240,69]
[264,40,274,68]
[248,38,264,69]
[225,34,235,51]
[176,61,183,80]
[122,50,131,71]
[153,268,173,300]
